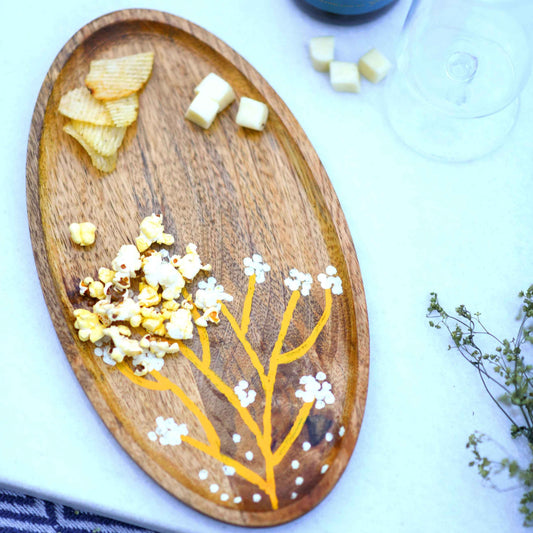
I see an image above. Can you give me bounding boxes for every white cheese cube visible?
[309,36,335,72]
[194,72,236,111]
[358,48,392,83]
[185,93,219,129]
[235,97,269,131]
[329,61,361,93]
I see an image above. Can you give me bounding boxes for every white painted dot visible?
[295,476,304,486]
[223,465,236,476]
[302,441,311,451]
[291,492,298,500]
[291,460,300,470]
[253,493,262,503]
[326,265,337,276]
[94,347,103,356]
[339,426,345,437]
[325,432,333,442]
[147,431,157,441]
[321,464,329,474]
[232,433,241,443]
[245,451,254,461]
[210,484,219,493]
[220,493,229,501]
[316,371,326,381]
[198,469,208,480]
[234,496,242,504]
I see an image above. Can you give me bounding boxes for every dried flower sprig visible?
[427,285,533,526]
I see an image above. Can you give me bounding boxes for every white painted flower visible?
[151,416,188,446]
[295,372,335,409]
[243,254,270,283]
[94,345,116,367]
[317,265,343,295]
[284,268,313,296]
[234,380,257,408]
[194,277,233,327]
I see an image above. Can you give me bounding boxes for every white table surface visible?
[2,0,533,532]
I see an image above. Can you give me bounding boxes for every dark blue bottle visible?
[295,0,398,24]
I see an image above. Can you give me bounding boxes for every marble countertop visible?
[2,1,533,532]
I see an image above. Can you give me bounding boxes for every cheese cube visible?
[358,49,392,83]
[185,93,219,129]
[235,97,269,131]
[309,36,335,72]
[194,73,235,112]
[69,222,96,246]
[329,62,361,93]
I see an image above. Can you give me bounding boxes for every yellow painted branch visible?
[272,402,313,466]
[178,341,265,445]
[196,317,211,368]
[270,290,300,359]
[183,288,212,368]
[117,362,169,391]
[220,304,267,388]
[276,289,332,366]
[240,275,256,336]
[182,435,272,497]
[152,371,221,451]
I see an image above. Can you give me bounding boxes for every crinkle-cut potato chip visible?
[85,52,154,101]
[104,93,139,127]
[58,87,114,126]
[63,122,117,173]
[70,120,127,157]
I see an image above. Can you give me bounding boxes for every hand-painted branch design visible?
[114,260,342,509]
[72,217,345,509]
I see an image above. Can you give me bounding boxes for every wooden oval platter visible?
[26,9,369,527]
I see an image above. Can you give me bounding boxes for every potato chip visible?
[85,52,154,101]
[63,122,117,173]
[58,87,114,125]
[70,120,126,157]
[104,93,139,127]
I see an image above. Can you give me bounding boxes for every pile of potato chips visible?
[59,52,154,173]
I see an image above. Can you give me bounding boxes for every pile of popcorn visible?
[73,214,232,376]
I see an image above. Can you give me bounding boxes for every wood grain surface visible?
[26,9,369,527]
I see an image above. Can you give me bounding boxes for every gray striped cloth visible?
[0,489,154,533]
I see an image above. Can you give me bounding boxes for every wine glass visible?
[384,0,532,162]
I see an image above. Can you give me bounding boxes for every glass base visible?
[384,73,520,163]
